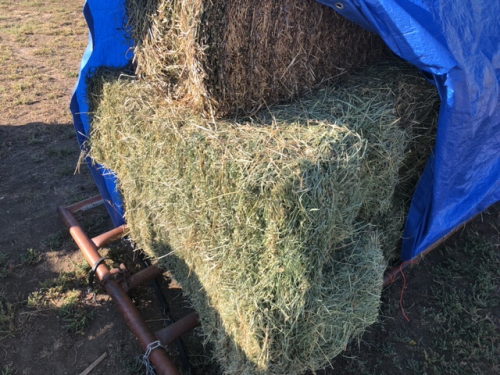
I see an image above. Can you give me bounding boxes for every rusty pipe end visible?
[156,312,200,347]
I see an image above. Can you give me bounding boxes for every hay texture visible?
[127,0,387,114]
[90,63,439,374]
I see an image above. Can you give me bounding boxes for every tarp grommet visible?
[335,2,344,10]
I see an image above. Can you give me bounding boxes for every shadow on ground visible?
[0,122,213,374]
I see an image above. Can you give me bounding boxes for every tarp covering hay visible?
[126,0,387,114]
[89,62,439,374]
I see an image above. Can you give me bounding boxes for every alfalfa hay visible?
[89,62,439,374]
[126,0,387,114]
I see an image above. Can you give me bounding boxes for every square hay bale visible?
[127,0,387,114]
[89,62,439,374]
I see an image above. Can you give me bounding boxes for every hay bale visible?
[89,62,438,374]
[126,0,387,114]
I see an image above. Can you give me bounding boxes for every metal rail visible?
[57,195,200,375]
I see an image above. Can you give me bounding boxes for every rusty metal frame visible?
[57,195,200,375]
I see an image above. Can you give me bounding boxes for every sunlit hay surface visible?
[126,0,387,115]
[89,62,439,374]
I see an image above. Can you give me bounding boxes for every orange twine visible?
[397,260,419,322]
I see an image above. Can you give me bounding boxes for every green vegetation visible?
[28,262,94,335]
[1,363,15,375]
[423,238,500,373]
[0,248,43,279]
[44,229,69,249]
[0,254,10,279]
[0,297,18,342]
[19,248,43,266]
[113,344,144,374]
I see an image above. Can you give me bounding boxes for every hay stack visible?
[89,62,439,374]
[127,0,387,114]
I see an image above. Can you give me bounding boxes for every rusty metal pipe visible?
[92,225,127,248]
[57,205,110,281]
[67,195,104,213]
[105,278,180,375]
[156,312,200,347]
[121,265,165,293]
[57,205,180,375]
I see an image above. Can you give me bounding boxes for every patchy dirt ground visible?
[0,1,174,374]
[1,1,499,375]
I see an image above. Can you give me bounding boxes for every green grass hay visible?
[126,0,387,115]
[89,62,439,374]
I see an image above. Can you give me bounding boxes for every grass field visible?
[0,1,499,374]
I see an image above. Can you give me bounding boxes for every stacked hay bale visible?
[126,0,387,114]
[89,60,439,374]
[87,1,439,373]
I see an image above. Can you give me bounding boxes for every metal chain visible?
[139,340,162,375]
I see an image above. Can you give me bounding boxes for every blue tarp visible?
[317,0,500,260]
[71,0,500,261]
[70,0,131,227]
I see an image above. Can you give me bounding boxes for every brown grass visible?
[0,0,87,124]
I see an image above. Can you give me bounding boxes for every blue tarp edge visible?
[318,0,500,260]
[70,0,132,227]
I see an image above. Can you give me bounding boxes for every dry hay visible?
[126,0,387,115]
[89,61,439,374]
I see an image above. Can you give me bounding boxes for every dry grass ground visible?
[0,0,88,125]
[0,1,499,374]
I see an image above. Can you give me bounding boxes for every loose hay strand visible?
[89,61,439,374]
